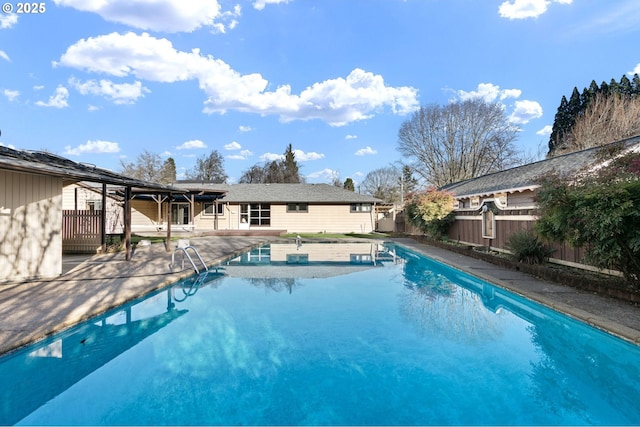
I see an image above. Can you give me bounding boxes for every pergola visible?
[0,147,182,260]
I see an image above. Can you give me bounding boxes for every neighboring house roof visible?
[173,182,383,204]
[440,135,640,198]
[0,146,176,192]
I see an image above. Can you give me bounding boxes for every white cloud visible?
[253,0,290,10]
[260,152,282,162]
[56,32,419,126]
[3,89,19,101]
[239,125,253,132]
[35,85,69,108]
[69,77,149,104]
[0,142,16,149]
[305,168,338,183]
[498,0,572,20]
[64,140,120,155]
[224,141,242,150]
[176,139,207,150]
[294,149,324,161]
[160,150,172,157]
[456,83,521,103]
[33,85,44,91]
[453,83,543,126]
[0,13,18,29]
[87,104,100,111]
[227,150,253,160]
[345,134,357,140]
[631,64,640,76]
[537,125,552,136]
[0,50,10,62]
[52,0,239,33]
[355,146,377,156]
[509,100,543,124]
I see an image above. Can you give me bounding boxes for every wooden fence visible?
[62,210,102,253]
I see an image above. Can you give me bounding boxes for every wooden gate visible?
[62,210,102,253]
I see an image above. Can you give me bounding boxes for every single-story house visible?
[131,182,383,235]
[0,146,176,281]
[439,135,640,269]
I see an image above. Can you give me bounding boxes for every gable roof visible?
[173,182,382,204]
[0,145,177,192]
[440,135,640,198]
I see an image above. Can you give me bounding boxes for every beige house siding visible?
[270,242,378,262]
[62,183,124,233]
[0,170,63,280]
[191,203,375,233]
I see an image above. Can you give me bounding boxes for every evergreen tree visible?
[608,78,620,96]
[619,74,633,97]
[343,177,355,192]
[282,143,301,183]
[632,73,640,96]
[160,157,177,184]
[401,165,418,195]
[548,96,569,154]
[599,80,610,96]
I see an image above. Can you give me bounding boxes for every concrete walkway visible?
[1,236,640,357]
[0,236,275,356]
[394,238,640,344]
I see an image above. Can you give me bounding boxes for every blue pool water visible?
[2,242,640,425]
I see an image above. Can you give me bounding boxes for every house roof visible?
[172,182,383,204]
[0,145,178,192]
[440,135,640,198]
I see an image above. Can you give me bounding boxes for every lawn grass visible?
[281,232,389,239]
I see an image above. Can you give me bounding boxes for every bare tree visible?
[397,99,521,187]
[564,93,640,154]
[238,164,267,183]
[120,150,173,183]
[361,166,401,203]
[186,150,227,182]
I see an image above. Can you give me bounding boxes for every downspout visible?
[214,199,219,230]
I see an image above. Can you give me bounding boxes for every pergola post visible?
[101,183,107,253]
[165,194,172,252]
[124,186,132,260]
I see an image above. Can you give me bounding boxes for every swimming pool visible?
[3,242,640,425]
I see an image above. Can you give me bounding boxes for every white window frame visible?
[351,203,372,212]
[482,208,496,239]
[202,202,224,217]
[287,203,308,213]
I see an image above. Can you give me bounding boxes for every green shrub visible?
[507,229,554,264]
[405,188,455,240]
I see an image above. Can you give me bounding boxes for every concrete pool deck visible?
[1,236,640,357]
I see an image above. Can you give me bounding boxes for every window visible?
[250,203,271,226]
[287,203,308,212]
[286,254,309,264]
[86,200,102,211]
[203,202,224,216]
[482,209,495,239]
[350,254,372,264]
[351,203,372,212]
[171,203,190,225]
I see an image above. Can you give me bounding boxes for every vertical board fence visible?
[62,210,102,253]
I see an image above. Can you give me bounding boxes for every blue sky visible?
[1,0,639,184]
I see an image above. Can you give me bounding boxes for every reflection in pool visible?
[2,242,640,425]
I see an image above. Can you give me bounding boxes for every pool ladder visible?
[172,245,209,275]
